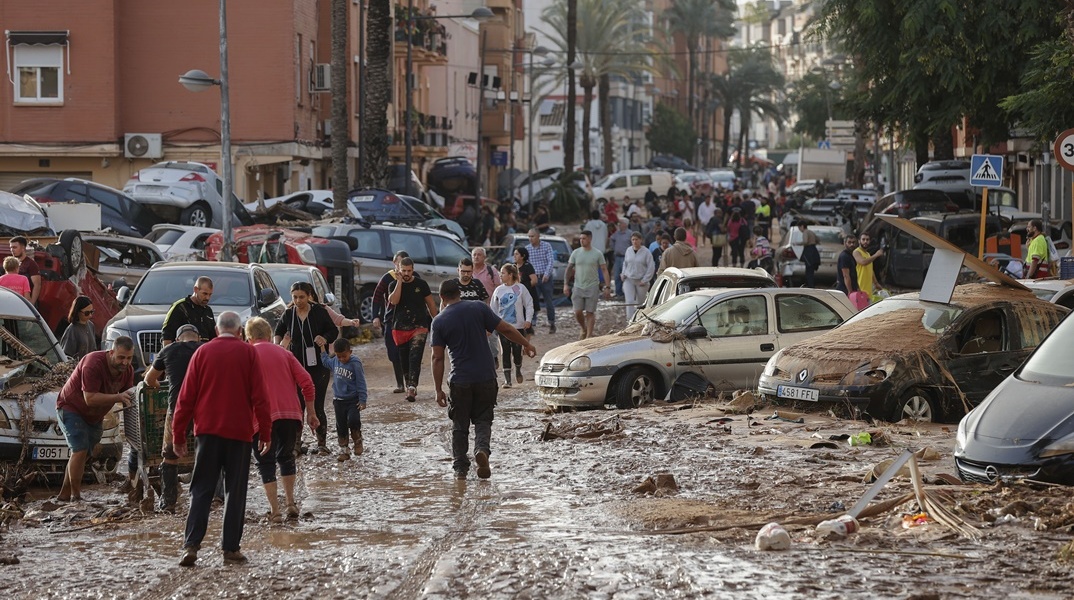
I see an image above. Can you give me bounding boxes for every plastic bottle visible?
[755,522,792,551]
[815,515,860,538]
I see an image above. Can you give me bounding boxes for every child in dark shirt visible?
[320,338,368,461]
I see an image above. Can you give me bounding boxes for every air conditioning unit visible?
[124,133,163,159]
[311,64,331,92]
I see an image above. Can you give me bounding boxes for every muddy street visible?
[1,303,1072,599]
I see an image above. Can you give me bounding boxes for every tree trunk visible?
[737,110,748,170]
[564,0,577,175]
[331,0,350,210]
[931,128,954,161]
[599,74,613,176]
[852,119,866,188]
[581,80,594,175]
[721,108,733,168]
[360,0,391,187]
[912,126,929,169]
[687,44,697,145]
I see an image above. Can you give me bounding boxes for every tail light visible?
[127,172,141,182]
[781,247,797,259]
[180,173,206,182]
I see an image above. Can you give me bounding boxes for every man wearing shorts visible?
[564,230,611,340]
[55,337,136,502]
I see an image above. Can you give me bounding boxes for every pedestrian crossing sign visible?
[970,154,1003,187]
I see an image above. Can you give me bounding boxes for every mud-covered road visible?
[2,303,1073,599]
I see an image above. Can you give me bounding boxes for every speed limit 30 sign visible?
[1054,128,1074,172]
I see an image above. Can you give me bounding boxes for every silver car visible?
[536,288,857,409]
[82,233,164,289]
[776,225,845,286]
[631,266,776,323]
[124,161,253,228]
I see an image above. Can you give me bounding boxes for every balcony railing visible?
[394,5,450,57]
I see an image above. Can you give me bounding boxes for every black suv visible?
[880,213,1008,289]
[11,177,162,237]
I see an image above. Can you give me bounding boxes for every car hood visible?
[774,311,941,386]
[960,376,1074,461]
[540,326,667,367]
[107,303,255,333]
[0,190,51,234]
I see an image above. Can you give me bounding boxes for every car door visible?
[944,308,1023,407]
[630,174,653,199]
[774,293,847,346]
[684,294,776,389]
[431,234,470,282]
[889,229,928,288]
[252,267,285,325]
[87,186,137,235]
[387,230,436,284]
[310,269,333,309]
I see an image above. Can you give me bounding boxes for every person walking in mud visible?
[55,337,136,502]
[246,317,317,523]
[388,257,438,402]
[319,337,368,461]
[174,311,271,567]
[274,281,338,455]
[490,263,533,387]
[161,276,216,345]
[142,324,203,513]
[430,280,535,480]
[449,257,489,304]
[373,251,410,394]
[471,246,502,369]
[526,229,557,333]
[564,230,611,340]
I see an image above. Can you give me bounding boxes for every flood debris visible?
[754,522,791,551]
[632,473,678,496]
[720,390,758,415]
[764,410,804,424]
[539,416,623,441]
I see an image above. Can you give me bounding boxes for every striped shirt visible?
[528,240,556,279]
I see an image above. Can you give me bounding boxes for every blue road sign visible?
[970,154,1003,187]
[818,140,831,149]
[490,150,508,167]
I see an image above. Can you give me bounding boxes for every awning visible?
[5,30,69,46]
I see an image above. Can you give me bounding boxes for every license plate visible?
[538,375,559,388]
[820,252,836,260]
[32,446,72,461]
[777,385,819,402]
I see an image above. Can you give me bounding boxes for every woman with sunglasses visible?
[59,295,98,361]
[273,281,339,455]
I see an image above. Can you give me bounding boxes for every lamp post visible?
[178,0,233,261]
[526,46,553,205]
[405,5,493,192]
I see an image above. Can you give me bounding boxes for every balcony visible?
[393,6,450,64]
[481,103,509,135]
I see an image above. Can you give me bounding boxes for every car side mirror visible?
[324,292,337,306]
[258,288,279,307]
[116,286,132,305]
[113,278,129,291]
[685,325,708,339]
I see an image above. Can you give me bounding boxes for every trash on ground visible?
[539,417,622,441]
[815,514,859,538]
[755,522,792,551]
[902,512,929,528]
[765,410,805,424]
[632,473,678,496]
[721,390,757,414]
[848,432,872,446]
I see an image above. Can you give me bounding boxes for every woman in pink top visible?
[0,257,30,299]
[245,317,318,523]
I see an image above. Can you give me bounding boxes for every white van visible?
[591,169,674,206]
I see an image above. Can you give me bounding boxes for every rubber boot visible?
[159,463,179,513]
[503,369,513,388]
[351,429,364,456]
[337,438,351,462]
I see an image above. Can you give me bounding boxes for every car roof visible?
[147,261,260,272]
[679,287,833,300]
[261,263,316,273]
[888,282,1039,309]
[0,286,41,319]
[663,266,774,280]
[508,232,569,244]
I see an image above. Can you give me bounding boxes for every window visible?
[347,229,384,259]
[606,177,626,190]
[87,186,123,215]
[700,295,769,337]
[431,236,468,267]
[14,45,63,103]
[776,294,842,332]
[633,175,652,186]
[388,232,430,263]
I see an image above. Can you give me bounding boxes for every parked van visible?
[591,169,674,206]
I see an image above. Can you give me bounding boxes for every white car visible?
[537,287,857,410]
[124,161,254,228]
[244,190,362,219]
[143,224,220,261]
[0,287,123,479]
[708,169,736,190]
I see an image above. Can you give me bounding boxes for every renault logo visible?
[797,369,808,383]
[984,465,999,483]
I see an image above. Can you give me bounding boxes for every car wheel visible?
[893,387,937,423]
[59,229,84,275]
[359,286,375,324]
[181,202,212,228]
[613,366,657,409]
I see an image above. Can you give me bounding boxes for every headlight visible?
[103,326,130,350]
[295,243,316,265]
[954,417,967,454]
[567,356,591,372]
[762,350,783,377]
[1040,434,1074,458]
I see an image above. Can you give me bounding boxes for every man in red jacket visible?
[173,311,271,567]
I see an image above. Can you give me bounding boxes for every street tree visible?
[646,103,695,162]
[708,47,784,168]
[330,0,349,211]
[663,0,736,144]
[359,0,391,188]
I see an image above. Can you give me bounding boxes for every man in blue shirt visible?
[430,279,535,480]
[526,229,557,333]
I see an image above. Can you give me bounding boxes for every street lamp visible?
[404,4,493,191]
[178,0,234,261]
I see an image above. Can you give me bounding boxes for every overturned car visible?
[0,287,122,480]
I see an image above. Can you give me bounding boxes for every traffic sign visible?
[1053,128,1074,172]
[817,140,831,149]
[970,154,1003,187]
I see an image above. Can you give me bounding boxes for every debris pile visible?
[539,416,623,441]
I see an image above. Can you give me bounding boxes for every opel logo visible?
[984,465,999,483]
[797,369,808,383]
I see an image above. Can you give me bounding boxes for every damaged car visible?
[0,287,122,479]
[757,284,1067,423]
[954,311,1074,484]
[536,288,856,409]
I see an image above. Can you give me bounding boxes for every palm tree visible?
[663,0,736,144]
[330,0,349,210]
[542,0,658,174]
[709,47,784,168]
[359,0,392,187]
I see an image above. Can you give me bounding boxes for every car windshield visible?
[841,298,964,334]
[0,316,64,365]
[645,293,711,325]
[1018,313,1074,384]
[145,229,183,245]
[131,270,252,306]
[268,271,310,298]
